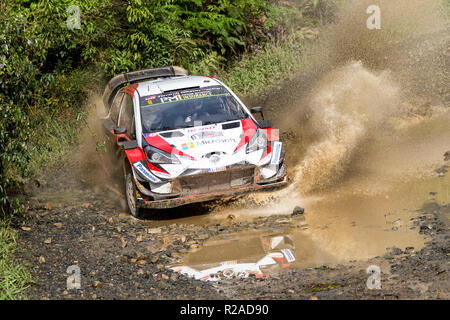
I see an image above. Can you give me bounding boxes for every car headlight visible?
[144,146,180,164]
[246,129,267,154]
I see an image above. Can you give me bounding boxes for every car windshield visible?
[139,85,249,132]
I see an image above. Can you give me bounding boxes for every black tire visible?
[124,169,141,218]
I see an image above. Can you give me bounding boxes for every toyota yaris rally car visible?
[101,66,287,217]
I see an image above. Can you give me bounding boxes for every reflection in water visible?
[171,234,297,281]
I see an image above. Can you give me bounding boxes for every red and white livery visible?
[101,67,287,217]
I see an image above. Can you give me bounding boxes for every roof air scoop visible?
[103,66,189,109]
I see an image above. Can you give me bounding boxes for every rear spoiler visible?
[102,66,189,109]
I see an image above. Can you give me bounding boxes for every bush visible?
[100,0,289,75]
[0,1,110,214]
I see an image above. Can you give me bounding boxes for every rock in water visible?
[444,151,450,161]
[292,206,305,216]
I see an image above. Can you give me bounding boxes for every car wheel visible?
[125,170,141,218]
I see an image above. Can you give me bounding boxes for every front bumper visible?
[136,178,288,209]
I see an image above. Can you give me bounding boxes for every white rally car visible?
[101,66,287,217]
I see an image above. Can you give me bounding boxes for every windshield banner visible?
[140,85,229,107]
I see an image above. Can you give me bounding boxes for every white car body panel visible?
[149,123,265,178]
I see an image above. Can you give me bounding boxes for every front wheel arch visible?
[124,161,141,218]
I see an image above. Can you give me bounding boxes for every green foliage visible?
[0,1,107,214]
[0,102,31,215]
[190,51,227,76]
[223,28,319,96]
[101,0,282,75]
[0,220,33,299]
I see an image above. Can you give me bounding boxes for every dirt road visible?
[14,151,450,299]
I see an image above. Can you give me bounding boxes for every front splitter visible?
[136,179,288,209]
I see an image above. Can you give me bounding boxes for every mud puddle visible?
[170,172,448,281]
[170,109,450,281]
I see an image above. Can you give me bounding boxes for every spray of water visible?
[74,1,447,220]
[75,95,127,208]
[291,61,404,192]
[221,0,448,217]
[284,0,448,195]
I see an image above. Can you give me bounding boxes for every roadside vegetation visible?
[0,0,336,299]
[0,220,32,299]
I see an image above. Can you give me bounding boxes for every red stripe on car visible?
[124,147,146,164]
[124,83,138,96]
[233,118,257,153]
[263,128,279,141]
[145,160,168,174]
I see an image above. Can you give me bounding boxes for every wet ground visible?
[14,124,450,299]
[14,167,450,299]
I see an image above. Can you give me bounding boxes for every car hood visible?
[143,119,268,178]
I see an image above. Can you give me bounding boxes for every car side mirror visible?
[114,127,127,134]
[250,106,265,120]
[258,120,273,129]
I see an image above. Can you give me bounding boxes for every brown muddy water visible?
[160,37,450,277]
[165,108,450,277]
[31,63,449,282]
